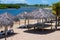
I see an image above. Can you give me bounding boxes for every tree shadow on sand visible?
[0,33,18,39]
[24,29,55,35]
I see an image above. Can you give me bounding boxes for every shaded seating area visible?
[19,19,54,30]
[44,19,55,23]
[18,8,56,31]
[0,29,14,38]
[16,8,60,34]
[27,22,53,30]
[0,12,16,39]
[26,8,56,30]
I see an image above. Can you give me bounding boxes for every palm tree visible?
[52,2,60,30]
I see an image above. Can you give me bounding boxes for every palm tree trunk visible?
[55,16,58,30]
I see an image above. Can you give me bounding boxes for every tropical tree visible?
[52,2,60,16]
[0,4,20,9]
[52,2,60,30]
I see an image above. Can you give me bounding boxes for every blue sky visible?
[0,0,60,5]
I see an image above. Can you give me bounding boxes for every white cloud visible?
[0,0,28,4]
[15,0,27,3]
[41,0,49,4]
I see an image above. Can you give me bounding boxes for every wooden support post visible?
[40,18,41,22]
[27,19,29,30]
[25,19,26,27]
[19,19,20,25]
[37,19,39,22]
[51,19,52,30]
[42,18,44,32]
[5,26,8,40]
[37,19,39,30]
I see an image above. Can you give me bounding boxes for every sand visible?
[0,19,60,40]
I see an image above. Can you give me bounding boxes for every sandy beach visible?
[0,19,60,40]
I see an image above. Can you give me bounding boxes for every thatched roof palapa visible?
[17,8,55,19]
[0,12,14,27]
[30,8,55,19]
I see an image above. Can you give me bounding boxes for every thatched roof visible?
[44,8,55,18]
[17,8,55,19]
[17,12,27,19]
[0,12,14,27]
[17,12,34,19]
[30,8,55,19]
[2,12,15,21]
[0,17,13,26]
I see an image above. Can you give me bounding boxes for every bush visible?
[0,4,20,9]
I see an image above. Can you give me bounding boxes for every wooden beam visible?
[25,19,26,27]
[5,26,8,40]
[19,19,20,25]
[51,18,52,30]
[27,19,29,30]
